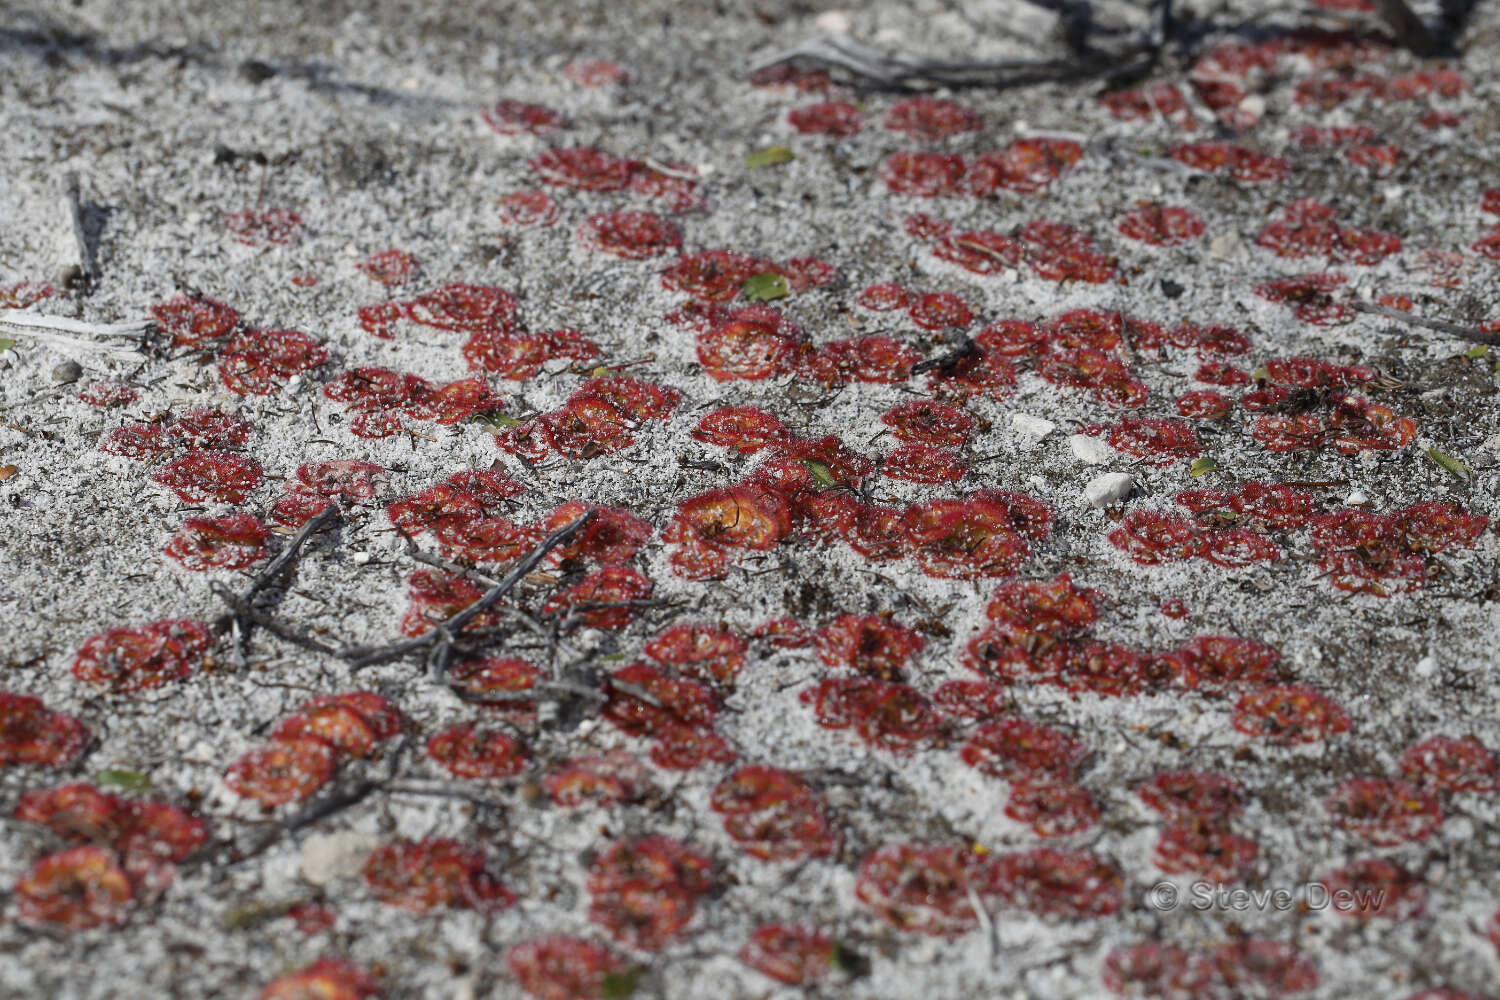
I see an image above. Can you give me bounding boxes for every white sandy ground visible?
[2,0,1500,997]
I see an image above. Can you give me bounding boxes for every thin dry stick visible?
[1346,299,1500,346]
[0,310,151,339]
[0,311,151,360]
[61,172,98,286]
[342,506,596,671]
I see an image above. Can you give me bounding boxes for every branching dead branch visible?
[211,506,341,663]
[342,507,596,671]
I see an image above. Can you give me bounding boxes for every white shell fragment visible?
[1011,413,1056,439]
[1069,434,1113,465]
[1083,472,1135,508]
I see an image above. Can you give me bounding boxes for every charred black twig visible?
[1346,299,1500,346]
[751,33,1157,93]
[1371,0,1436,54]
[232,779,380,866]
[209,584,336,655]
[343,507,596,671]
[211,506,341,662]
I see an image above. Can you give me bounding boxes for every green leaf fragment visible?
[96,769,151,792]
[474,411,523,431]
[0,338,16,352]
[223,899,299,930]
[800,459,836,487]
[1427,447,1471,480]
[1467,344,1489,358]
[1188,457,1220,477]
[740,272,789,303]
[600,970,639,999]
[745,145,795,169]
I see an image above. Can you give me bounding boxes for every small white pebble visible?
[1382,185,1404,203]
[814,9,852,33]
[283,375,302,394]
[1414,655,1438,678]
[352,551,372,565]
[1238,94,1266,118]
[1345,489,1368,505]
[1209,231,1245,260]
[1011,413,1055,439]
[185,211,203,225]
[1083,472,1135,509]
[1443,816,1474,842]
[299,832,381,886]
[1069,434,1113,465]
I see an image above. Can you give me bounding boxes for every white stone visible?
[1069,434,1113,465]
[813,9,852,33]
[299,832,381,886]
[352,551,372,565]
[1209,231,1245,260]
[1345,490,1368,506]
[1083,473,1135,508]
[1414,655,1439,678]
[1011,413,1055,439]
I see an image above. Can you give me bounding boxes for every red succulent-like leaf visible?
[72,620,214,694]
[507,937,626,1000]
[163,514,268,571]
[0,693,90,767]
[364,838,514,913]
[15,846,133,930]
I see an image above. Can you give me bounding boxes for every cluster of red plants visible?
[1254,271,1352,324]
[586,835,714,949]
[150,294,327,395]
[738,924,843,986]
[664,430,1052,581]
[1104,939,1318,997]
[680,301,916,386]
[527,146,701,211]
[601,660,733,768]
[710,765,839,861]
[662,248,838,304]
[1111,479,1484,595]
[1,279,54,308]
[258,958,377,1000]
[481,99,567,136]
[71,619,216,694]
[225,692,401,807]
[363,837,514,913]
[322,366,506,438]
[1294,67,1465,108]
[879,137,1083,198]
[1170,141,1290,182]
[506,937,628,1000]
[493,375,679,462]
[11,783,208,928]
[1138,771,1258,882]
[856,842,1123,934]
[268,458,386,529]
[101,407,253,461]
[0,692,90,767]
[224,208,301,247]
[1256,198,1401,264]
[903,214,1118,283]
